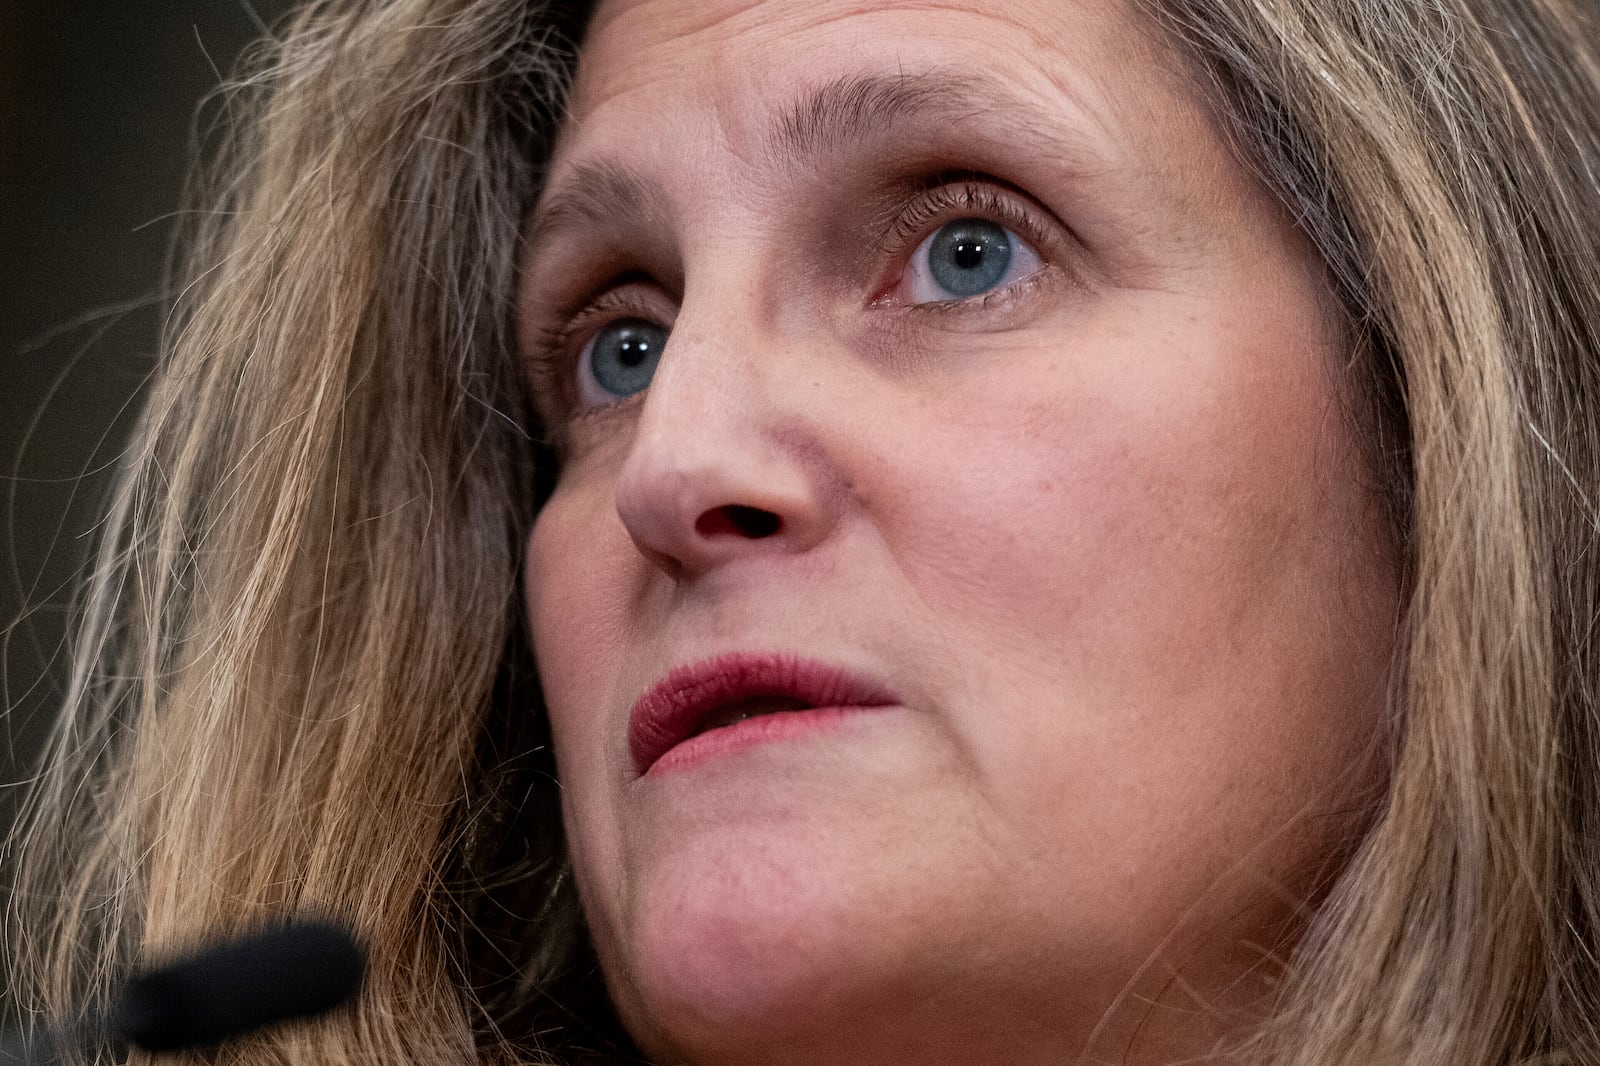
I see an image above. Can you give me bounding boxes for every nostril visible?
[697,505,781,538]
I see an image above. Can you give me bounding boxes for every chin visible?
[607,848,905,1062]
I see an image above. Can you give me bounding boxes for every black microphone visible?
[0,917,365,1064]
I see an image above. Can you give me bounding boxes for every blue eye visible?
[583,317,666,400]
[906,217,1041,303]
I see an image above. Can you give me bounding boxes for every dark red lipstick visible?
[629,651,902,776]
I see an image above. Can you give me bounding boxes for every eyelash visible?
[529,178,1060,423]
[877,179,1055,312]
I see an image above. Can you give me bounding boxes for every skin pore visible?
[519,0,1402,1063]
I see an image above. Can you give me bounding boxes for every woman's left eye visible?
[902,217,1044,304]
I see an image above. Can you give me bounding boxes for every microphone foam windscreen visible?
[111,918,366,1052]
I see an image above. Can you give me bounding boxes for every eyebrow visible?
[523,68,1100,265]
[768,68,1016,169]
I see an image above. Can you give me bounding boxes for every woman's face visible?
[520,0,1401,1062]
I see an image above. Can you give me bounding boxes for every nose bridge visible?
[640,147,795,414]
[611,253,838,579]
[632,249,782,451]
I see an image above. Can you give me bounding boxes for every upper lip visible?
[629,650,902,774]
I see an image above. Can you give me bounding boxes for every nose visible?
[612,310,841,582]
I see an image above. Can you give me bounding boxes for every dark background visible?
[1,0,296,937]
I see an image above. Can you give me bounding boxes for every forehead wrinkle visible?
[528,65,1114,261]
[521,54,1126,294]
[764,68,996,172]
[763,66,1124,205]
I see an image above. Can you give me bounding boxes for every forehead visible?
[523,0,1269,293]
[560,0,1209,166]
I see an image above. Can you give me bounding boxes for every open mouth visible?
[628,651,905,775]
[692,696,816,736]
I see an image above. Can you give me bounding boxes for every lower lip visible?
[644,704,896,776]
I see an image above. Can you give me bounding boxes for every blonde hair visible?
[4,0,1598,1063]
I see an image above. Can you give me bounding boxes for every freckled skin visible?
[522,1,1403,1064]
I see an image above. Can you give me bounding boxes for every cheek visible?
[526,500,586,735]
[526,481,638,718]
[858,338,1243,680]
[883,299,1395,911]
[525,489,635,870]
[902,292,1373,682]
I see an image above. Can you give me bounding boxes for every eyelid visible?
[528,283,672,423]
[868,173,1069,311]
